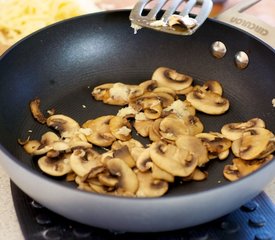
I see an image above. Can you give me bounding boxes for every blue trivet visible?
[11,181,275,240]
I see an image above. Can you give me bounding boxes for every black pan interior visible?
[0,10,274,197]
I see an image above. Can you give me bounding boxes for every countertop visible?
[0,0,275,239]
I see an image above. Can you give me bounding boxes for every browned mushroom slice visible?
[218,149,230,160]
[138,79,158,93]
[109,116,132,141]
[221,118,266,141]
[144,101,162,120]
[151,163,174,182]
[231,127,273,160]
[113,145,136,168]
[150,141,197,177]
[38,153,72,176]
[47,114,80,138]
[152,67,193,93]
[184,115,204,136]
[30,98,47,124]
[159,116,190,142]
[203,80,223,95]
[182,168,208,181]
[224,155,273,181]
[153,87,177,99]
[92,83,113,101]
[136,148,152,172]
[257,138,275,159]
[149,118,163,142]
[186,87,229,115]
[136,171,169,197]
[106,158,139,194]
[196,132,232,156]
[163,99,196,118]
[133,118,154,137]
[98,172,119,188]
[239,134,270,160]
[176,135,209,167]
[23,131,62,155]
[70,149,103,177]
[82,115,116,147]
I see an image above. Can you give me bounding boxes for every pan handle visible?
[215,0,275,49]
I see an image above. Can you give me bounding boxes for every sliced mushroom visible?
[182,168,208,181]
[186,87,230,115]
[196,132,232,155]
[150,141,197,177]
[136,171,169,197]
[109,116,132,141]
[133,118,154,137]
[92,83,113,101]
[151,163,174,182]
[23,131,62,155]
[139,79,158,92]
[82,115,116,147]
[69,148,103,177]
[38,153,71,176]
[239,134,270,160]
[176,135,209,167]
[218,149,230,160]
[224,155,273,181]
[98,172,119,188]
[30,98,47,124]
[159,115,190,142]
[231,127,273,160]
[184,115,204,136]
[203,80,223,95]
[221,118,266,141]
[47,114,80,139]
[163,99,196,119]
[149,118,163,142]
[152,67,193,93]
[113,145,136,168]
[106,158,139,194]
[153,86,177,99]
[136,148,152,172]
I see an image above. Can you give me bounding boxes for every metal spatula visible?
[129,0,213,35]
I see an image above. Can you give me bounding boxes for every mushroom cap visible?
[221,118,266,141]
[223,155,273,181]
[176,135,209,167]
[136,171,169,198]
[134,119,153,137]
[152,67,193,92]
[113,145,136,168]
[196,132,232,155]
[203,80,223,95]
[136,148,152,172]
[159,115,189,142]
[38,153,72,176]
[149,141,197,177]
[231,127,273,160]
[106,158,139,194]
[47,114,81,138]
[186,87,229,115]
[70,149,103,177]
[82,115,116,147]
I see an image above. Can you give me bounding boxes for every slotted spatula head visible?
[130,0,213,35]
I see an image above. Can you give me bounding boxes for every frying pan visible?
[0,3,275,233]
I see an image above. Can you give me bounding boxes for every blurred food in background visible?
[0,0,100,51]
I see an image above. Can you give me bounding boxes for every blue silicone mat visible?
[11,181,274,240]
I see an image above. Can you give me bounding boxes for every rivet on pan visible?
[211,41,227,58]
[235,51,249,69]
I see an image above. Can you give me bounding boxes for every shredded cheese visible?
[0,0,100,46]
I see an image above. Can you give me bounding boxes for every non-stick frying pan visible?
[0,7,274,232]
